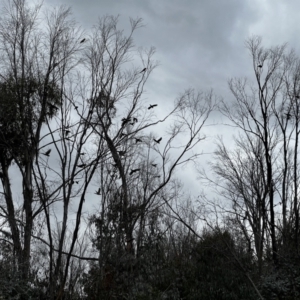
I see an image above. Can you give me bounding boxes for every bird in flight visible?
[80,38,86,43]
[148,104,157,110]
[130,168,140,175]
[95,188,101,195]
[153,137,162,144]
[140,68,147,73]
[43,149,51,156]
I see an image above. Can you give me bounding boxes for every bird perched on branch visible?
[285,113,292,120]
[47,102,59,110]
[154,137,162,144]
[130,168,140,175]
[77,163,86,168]
[80,38,86,43]
[151,163,157,167]
[43,149,51,156]
[118,151,126,156]
[95,188,101,195]
[258,64,263,68]
[65,130,70,136]
[135,138,142,143]
[148,104,157,110]
[140,68,146,73]
[121,117,131,127]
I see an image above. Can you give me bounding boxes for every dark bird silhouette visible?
[130,168,140,175]
[47,102,59,110]
[65,130,70,136]
[148,104,158,110]
[74,106,78,110]
[258,64,263,68]
[151,163,157,167]
[140,68,146,73]
[285,113,292,120]
[296,95,300,99]
[80,38,86,43]
[135,138,142,143]
[43,149,51,156]
[80,152,86,155]
[153,137,162,144]
[95,188,101,195]
[77,163,86,168]
[118,151,126,156]
[133,117,138,123]
[121,117,131,126]
[72,180,79,184]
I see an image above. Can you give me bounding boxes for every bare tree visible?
[200,36,300,274]
[81,23,216,296]
[0,0,82,288]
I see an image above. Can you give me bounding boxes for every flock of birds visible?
[40,38,159,194]
[39,57,299,197]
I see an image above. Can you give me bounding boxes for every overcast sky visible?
[40,0,300,200]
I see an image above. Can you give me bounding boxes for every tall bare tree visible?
[0,0,82,288]
[200,36,300,273]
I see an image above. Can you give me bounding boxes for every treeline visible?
[0,0,300,299]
